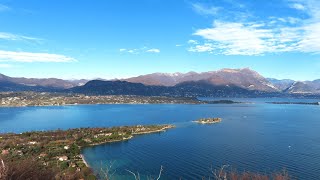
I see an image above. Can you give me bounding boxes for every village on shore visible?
[0,92,205,107]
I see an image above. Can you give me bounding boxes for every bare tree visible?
[126,169,141,180]
[213,165,229,180]
[100,161,117,180]
[0,159,8,180]
[127,165,163,180]
[156,165,163,180]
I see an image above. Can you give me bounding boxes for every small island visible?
[0,124,174,179]
[194,118,222,124]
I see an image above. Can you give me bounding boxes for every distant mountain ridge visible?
[267,78,320,94]
[126,68,279,92]
[1,68,320,96]
[284,80,320,94]
[125,69,320,95]
[267,78,295,91]
[0,73,88,89]
[0,81,57,92]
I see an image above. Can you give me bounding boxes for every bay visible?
[1,98,320,179]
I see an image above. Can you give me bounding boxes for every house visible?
[58,156,68,161]
[39,153,47,158]
[64,145,70,150]
[1,149,9,155]
[94,133,112,138]
[28,141,37,145]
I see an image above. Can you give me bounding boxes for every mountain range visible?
[1,68,320,97]
[125,68,278,92]
[0,73,88,90]
[125,68,320,94]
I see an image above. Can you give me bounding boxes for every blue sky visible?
[0,0,320,80]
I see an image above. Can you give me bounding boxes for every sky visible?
[0,0,320,81]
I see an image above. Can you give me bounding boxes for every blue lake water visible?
[0,98,320,179]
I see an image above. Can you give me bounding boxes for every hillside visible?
[70,79,281,97]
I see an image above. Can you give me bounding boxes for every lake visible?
[0,98,320,179]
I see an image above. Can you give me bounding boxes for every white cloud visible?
[297,22,320,53]
[0,64,13,68]
[188,40,198,44]
[190,0,320,55]
[119,47,160,54]
[0,32,42,42]
[146,48,160,53]
[288,0,320,19]
[119,48,139,54]
[272,17,301,24]
[290,3,306,10]
[193,21,275,55]
[287,17,301,24]
[127,49,136,54]
[188,43,214,53]
[0,4,10,12]
[192,3,220,16]
[0,50,76,63]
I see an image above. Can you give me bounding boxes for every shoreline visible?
[84,135,134,147]
[80,154,90,168]
[0,102,204,108]
[0,124,175,178]
[132,125,174,135]
[79,125,175,168]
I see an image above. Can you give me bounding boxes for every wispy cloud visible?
[146,48,160,53]
[0,64,13,68]
[119,47,160,54]
[0,4,10,12]
[0,50,76,63]
[290,3,306,10]
[188,40,199,45]
[192,3,220,16]
[119,48,139,54]
[188,43,214,53]
[189,0,320,55]
[0,32,43,43]
[191,1,249,21]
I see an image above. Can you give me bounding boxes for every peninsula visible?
[194,118,222,124]
[0,124,174,179]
